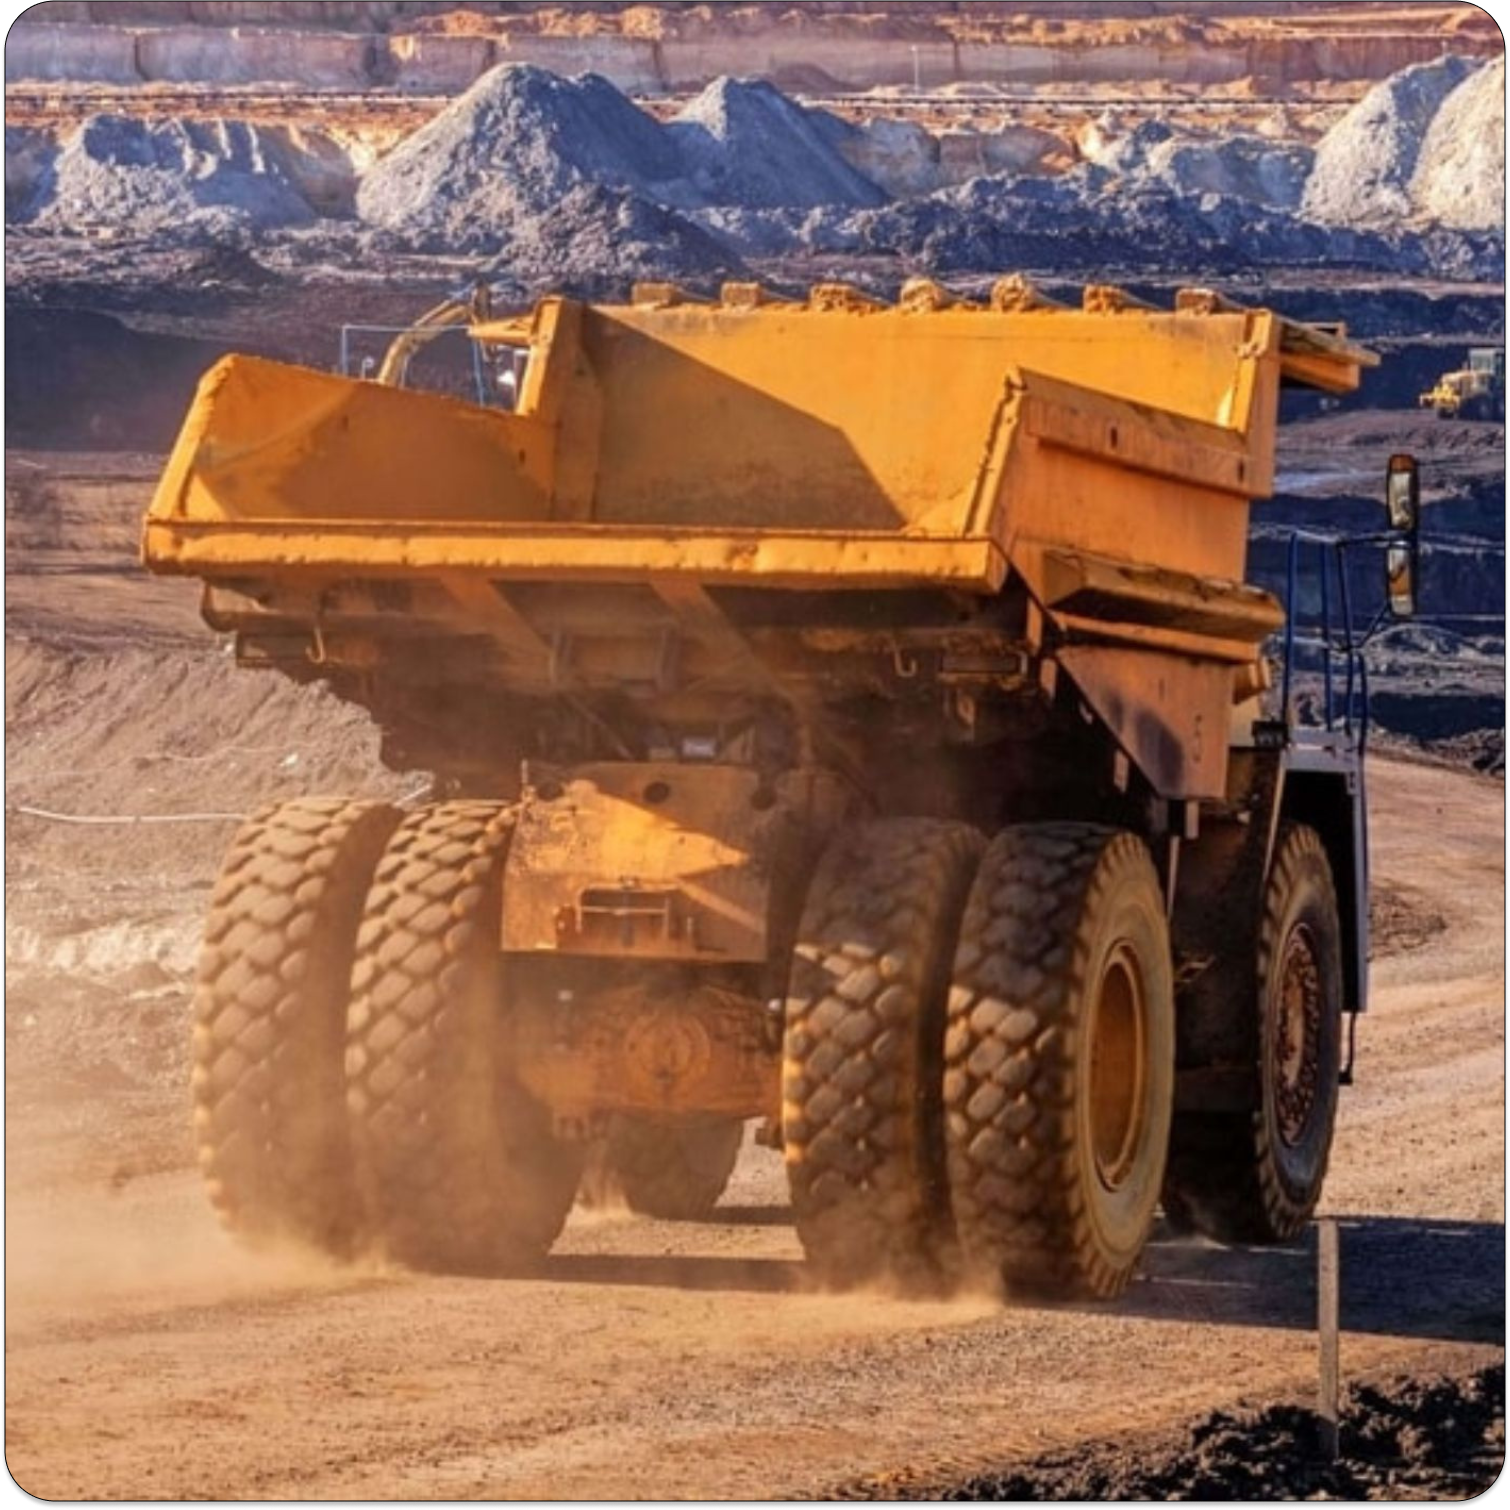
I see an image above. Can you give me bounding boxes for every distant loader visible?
[1419,345,1505,420]
[144,277,1421,1298]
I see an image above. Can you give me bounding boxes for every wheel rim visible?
[1273,922,1323,1147]
[1089,942,1146,1191]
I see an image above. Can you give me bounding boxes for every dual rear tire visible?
[193,798,579,1272]
[192,798,400,1256]
[783,819,986,1288]
[785,818,1175,1299]
[344,803,583,1272]
[1162,824,1343,1244]
[944,825,1175,1299]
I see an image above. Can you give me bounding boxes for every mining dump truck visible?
[143,278,1417,1298]
[1419,345,1506,420]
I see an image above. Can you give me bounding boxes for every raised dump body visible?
[145,280,1385,1299]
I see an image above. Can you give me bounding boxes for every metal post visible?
[1317,1217,1340,1460]
[1358,654,1371,755]
[471,336,487,407]
[912,45,921,91]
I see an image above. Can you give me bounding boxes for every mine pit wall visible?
[13,1,1501,23]
[5,18,1498,93]
[6,20,140,83]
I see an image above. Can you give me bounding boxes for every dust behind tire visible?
[945,824,1174,1299]
[1163,823,1343,1244]
[581,1117,744,1220]
[193,797,399,1255]
[345,801,582,1273]
[783,818,984,1289]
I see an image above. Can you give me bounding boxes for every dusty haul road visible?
[3,749,1502,1500]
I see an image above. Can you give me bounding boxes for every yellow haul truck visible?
[144,278,1419,1298]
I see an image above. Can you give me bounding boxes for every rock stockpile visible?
[355,65,690,250]
[7,54,1504,290]
[1302,55,1466,223]
[19,115,318,236]
[1304,51,1503,232]
[667,77,886,211]
[1411,54,1506,231]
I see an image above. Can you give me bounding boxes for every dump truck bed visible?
[144,282,1370,595]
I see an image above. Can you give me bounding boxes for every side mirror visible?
[1386,541,1417,619]
[1385,453,1419,533]
[1384,454,1420,618]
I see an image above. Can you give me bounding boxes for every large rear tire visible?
[192,798,399,1254]
[783,818,984,1289]
[581,1117,744,1220]
[345,802,582,1273]
[944,824,1174,1299]
[1163,823,1343,1244]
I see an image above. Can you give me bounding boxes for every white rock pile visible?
[1411,54,1505,231]
[1301,54,1481,225]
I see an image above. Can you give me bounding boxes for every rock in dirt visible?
[1302,53,1480,226]
[1411,54,1506,231]
[831,115,940,198]
[869,1365,1505,1501]
[1086,116,1313,208]
[25,115,317,236]
[1141,133,1313,209]
[1079,116,1178,177]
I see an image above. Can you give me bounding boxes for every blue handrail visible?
[1280,529,1371,749]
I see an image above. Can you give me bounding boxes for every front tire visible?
[944,824,1175,1299]
[1164,823,1343,1244]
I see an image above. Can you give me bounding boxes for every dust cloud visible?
[5,1177,372,1324]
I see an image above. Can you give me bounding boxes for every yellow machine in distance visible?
[146,276,1405,1298]
[1418,345,1505,420]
